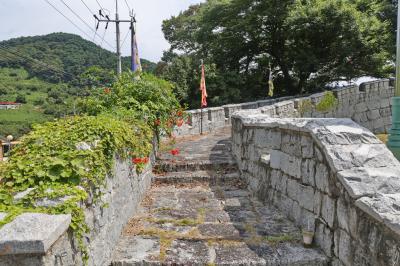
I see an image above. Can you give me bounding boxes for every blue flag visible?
[131,26,142,72]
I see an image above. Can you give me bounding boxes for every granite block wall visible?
[0,155,154,266]
[174,79,394,136]
[231,114,400,266]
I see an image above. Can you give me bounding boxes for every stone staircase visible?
[111,128,328,265]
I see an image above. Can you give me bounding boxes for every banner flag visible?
[200,62,208,107]
[268,67,274,97]
[131,25,142,72]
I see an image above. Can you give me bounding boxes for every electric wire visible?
[0,45,75,79]
[123,0,131,11]
[79,0,95,15]
[120,29,130,49]
[43,0,96,44]
[57,0,115,50]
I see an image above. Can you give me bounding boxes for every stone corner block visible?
[0,213,71,255]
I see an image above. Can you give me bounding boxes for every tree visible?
[162,0,393,101]
[15,94,27,103]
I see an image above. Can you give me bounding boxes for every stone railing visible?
[231,114,400,266]
[174,79,394,136]
[0,155,154,266]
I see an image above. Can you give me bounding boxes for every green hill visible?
[0,32,156,83]
[0,33,157,139]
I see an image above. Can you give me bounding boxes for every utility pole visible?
[115,0,121,75]
[95,0,132,76]
[388,2,400,159]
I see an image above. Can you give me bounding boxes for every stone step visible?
[111,236,328,266]
[154,159,237,173]
[111,182,328,266]
[153,170,241,185]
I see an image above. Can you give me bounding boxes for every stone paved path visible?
[111,127,328,265]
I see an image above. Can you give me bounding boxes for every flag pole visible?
[200,59,204,135]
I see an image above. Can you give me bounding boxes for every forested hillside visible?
[0,33,156,139]
[0,32,156,83]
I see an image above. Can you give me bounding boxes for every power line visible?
[0,45,75,79]
[95,0,106,13]
[124,0,131,11]
[57,0,115,50]
[100,28,107,48]
[43,0,96,45]
[120,29,130,49]
[79,0,95,15]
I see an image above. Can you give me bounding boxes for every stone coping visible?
[186,79,390,116]
[0,213,71,255]
[232,114,400,238]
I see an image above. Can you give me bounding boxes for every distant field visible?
[0,104,51,137]
[0,68,61,139]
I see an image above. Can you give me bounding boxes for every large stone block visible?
[337,229,353,266]
[301,135,314,158]
[321,195,336,228]
[315,163,330,194]
[301,159,316,187]
[0,213,71,255]
[298,184,315,212]
[338,167,400,198]
[280,153,302,179]
[324,143,399,172]
[254,128,281,149]
[269,150,282,169]
[315,223,333,257]
[281,133,301,157]
[337,197,350,233]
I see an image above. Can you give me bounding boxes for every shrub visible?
[297,99,313,117]
[15,94,27,103]
[81,72,183,135]
[316,91,338,113]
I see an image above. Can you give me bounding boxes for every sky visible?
[0,0,204,62]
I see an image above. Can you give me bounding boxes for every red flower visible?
[170,149,180,156]
[104,88,111,94]
[132,158,142,164]
[176,119,184,127]
[132,157,150,164]
[177,110,183,117]
[154,119,161,126]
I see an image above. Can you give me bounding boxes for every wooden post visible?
[0,140,3,162]
[200,107,203,135]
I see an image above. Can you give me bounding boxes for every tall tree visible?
[161,0,393,107]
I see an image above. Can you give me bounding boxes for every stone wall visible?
[174,79,394,136]
[0,155,153,266]
[231,114,400,266]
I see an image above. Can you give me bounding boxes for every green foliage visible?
[0,115,152,262]
[81,72,183,134]
[297,99,313,117]
[0,33,156,84]
[316,91,338,113]
[15,94,27,103]
[160,0,393,106]
[0,67,79,139]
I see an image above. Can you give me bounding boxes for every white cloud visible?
[0,0,204,62]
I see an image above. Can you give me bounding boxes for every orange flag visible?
[200,63,208,107]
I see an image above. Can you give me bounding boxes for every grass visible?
[0,67,74,139]
[376,134,388,144]
[0,104,51,138]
